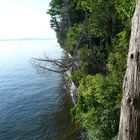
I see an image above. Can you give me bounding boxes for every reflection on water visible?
[0,40,80,140]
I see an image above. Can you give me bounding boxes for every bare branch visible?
[30,54,79,76]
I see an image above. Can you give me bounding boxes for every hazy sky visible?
[0,0,56,39]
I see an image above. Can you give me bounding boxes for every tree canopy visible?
[48,0,135,139]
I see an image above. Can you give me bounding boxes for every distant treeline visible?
[0,38,56,41]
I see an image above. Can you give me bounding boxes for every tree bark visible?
[118,0,140,140]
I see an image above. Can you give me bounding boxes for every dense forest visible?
[48,0,135,139]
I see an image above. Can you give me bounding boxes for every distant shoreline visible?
[0,38,56,41]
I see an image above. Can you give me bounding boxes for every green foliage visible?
[72,30,130,139]
[115,0,135,21]
[88,0,123,45]
[48,0,135,139]
[115,0,135,29]
[69,70,85,84]
[66,24,83,53]
[72,74,121,139]
[108,30,129,77]
[77,47,107,74]
[47,0,63,31]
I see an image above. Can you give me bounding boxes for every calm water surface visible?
[0,40,79,140]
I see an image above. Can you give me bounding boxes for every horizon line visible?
[0,37,57,41]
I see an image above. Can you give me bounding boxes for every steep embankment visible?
[48,0,135,139]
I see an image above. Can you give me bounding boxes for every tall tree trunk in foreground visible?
[118,0,140,140]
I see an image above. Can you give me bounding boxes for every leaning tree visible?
[118,0,140,139]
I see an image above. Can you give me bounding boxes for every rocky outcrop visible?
[64,53,78,106]
[64,69,78,106]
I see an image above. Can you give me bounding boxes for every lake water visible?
[0,40,79,140]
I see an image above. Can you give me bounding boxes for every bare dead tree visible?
[118,1,140,139]
[31,11,97,75]
[30,29,85,75]
[30,55,79,75]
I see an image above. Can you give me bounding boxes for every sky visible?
[0,0,56,39]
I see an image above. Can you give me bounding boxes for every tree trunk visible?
[118,0,140,140]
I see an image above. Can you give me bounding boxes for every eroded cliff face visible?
[118,1,140,139]
[63,53,78,106]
